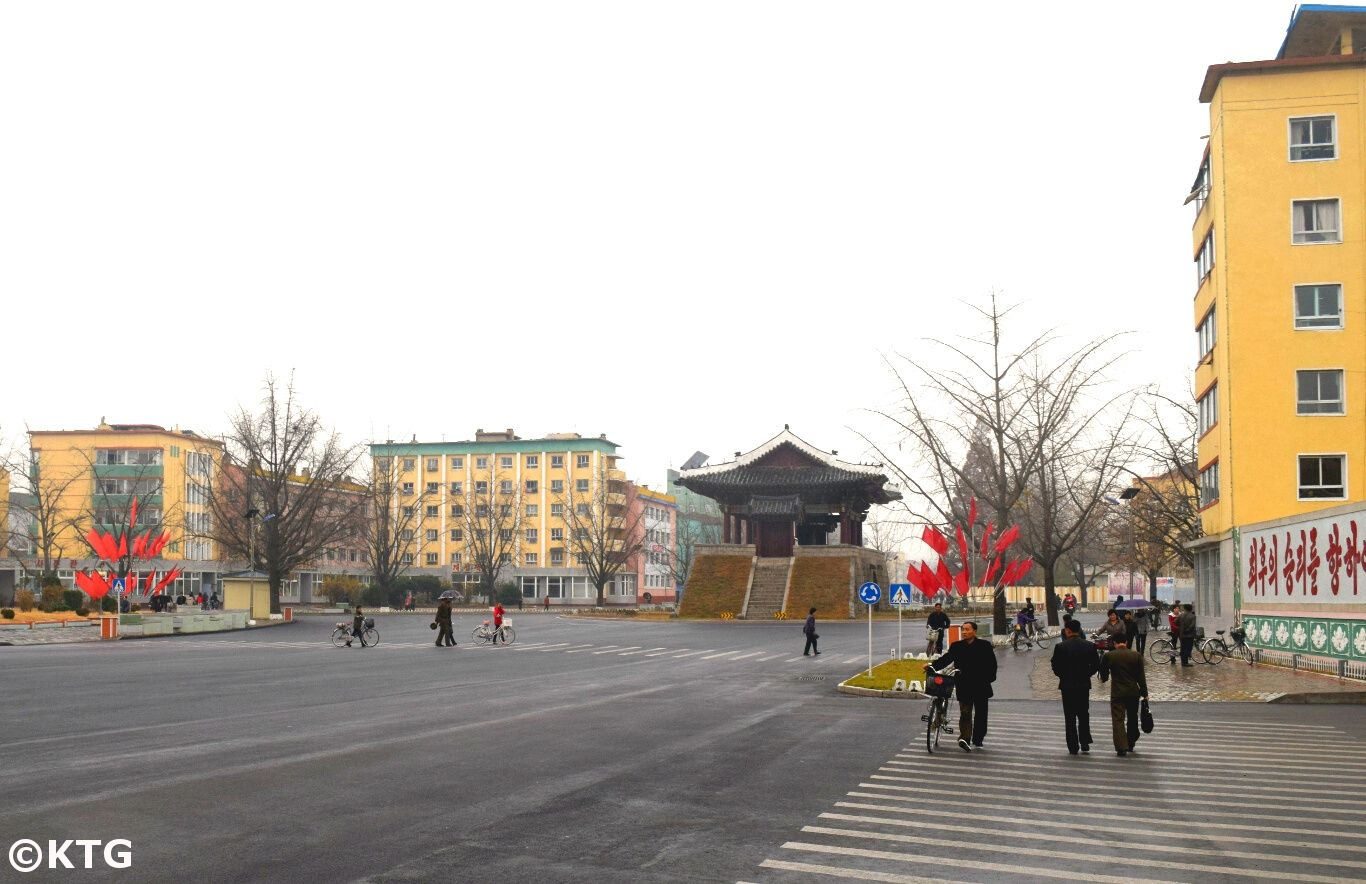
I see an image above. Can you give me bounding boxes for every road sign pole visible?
[897,605,902,659]
[867,600,873,677]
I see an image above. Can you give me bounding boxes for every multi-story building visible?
[17,422,224,597]
[1189,5,1366,631]
[371,429,636,605]
[629,484,678,604]
[666,452,723,594]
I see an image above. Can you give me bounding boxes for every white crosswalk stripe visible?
[748,711,1366,883]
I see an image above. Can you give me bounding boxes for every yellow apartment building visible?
[22,422,223,597]
[371,428,636,605]
[1190,4,1366,636]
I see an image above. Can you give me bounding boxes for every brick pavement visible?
[0,623,102,645]
[1028,651,1364,701]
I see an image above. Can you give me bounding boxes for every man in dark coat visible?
[802,607,820,656]
[435,597,456,647]
[1177,604,1198,666]
[1099,638,1149,756]
[1050,620,1099,755]
[926,602,950,656]
[928,621,997,752]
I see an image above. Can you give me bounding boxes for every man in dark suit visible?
[1050,620,1099,755]
[928,621,997,752]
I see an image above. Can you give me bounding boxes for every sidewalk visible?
[1027,653,1366,702]
[0,622,102,646]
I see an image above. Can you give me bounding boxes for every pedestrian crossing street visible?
[746,709,1366,884]
[113,637,871,666]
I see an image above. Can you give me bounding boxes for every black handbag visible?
[1140,698,1154,734]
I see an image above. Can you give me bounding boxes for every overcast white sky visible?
[0,1,1302,491]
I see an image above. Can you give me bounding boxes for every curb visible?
[117,618,298,642]
[1268,690,1366,705]
[837,683,929,700]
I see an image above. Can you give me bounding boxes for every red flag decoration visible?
[954,524,969,570]
[979,522,994,559]
[921,526,948,556]
[953,569,969,597]
[151,567,183,594]
[994,525,1020,554]
[129,497,139,528]
[116,533,128,560]
[75,570,113,600]
[132,533,147,559]
[143,571,157,592]
[981,555,1002,587]
[906,563,924,592]
[935,559,952,592]
[920,562,938,593]
[968,498,978,527]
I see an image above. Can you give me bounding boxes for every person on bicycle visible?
[1062,593,1077,615]
[491,602,506,644]
[1094,609,1125,648]
[1014,605,1037,645]
[926,602,950,656]
[347,606,367,648]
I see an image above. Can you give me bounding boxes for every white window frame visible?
[426,457,439,471]
[1293,282,1344,330]
[1297,453,1347,500]
[500,456,513,469]
[450,456,463,469]
[576,454,591,468]
[425,552,439,565]
[550,455,564,468]
[525,553,538,565]
[1199,461,1220,508]
[1194,229,1214,286]
[1296,368,1345,415]
[1289,114,1336,162]
[1291,198,1341,244]
[526,455,539,468]
[1197,307,1216,362]
[476,456,489,469]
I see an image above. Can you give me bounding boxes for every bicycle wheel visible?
[1034,630,1053,650]
[1011,631,1021,651]
[1238,642,1255,665]
[363,627,380,647]
[926,699,941,754]
[1202,640,1224,665]
[499,626,516,645]
[1148,638,1174,664]
[472,627,486,643]
[331,628,350,648]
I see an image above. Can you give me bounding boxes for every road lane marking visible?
[701,650,743,660]
[643,648,683,656]
[618,647,666,656]
[728,651,764,660]
[671,649,712,658]
[565,645,612,654]
[593,646,641,655]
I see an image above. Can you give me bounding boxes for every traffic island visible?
[836,658,931,699]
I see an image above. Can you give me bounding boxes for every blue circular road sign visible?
[858,582,881,605]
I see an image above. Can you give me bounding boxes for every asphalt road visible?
[3,612,1363,884]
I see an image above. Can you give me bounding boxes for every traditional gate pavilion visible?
[676,427,900,557]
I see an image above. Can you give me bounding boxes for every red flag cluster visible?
[75,500,180,604]
[906,497,1032,598]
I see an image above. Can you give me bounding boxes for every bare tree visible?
[863,509,910,581]
[861,293,1123,633]
[203,375,366,613]
[1015,367,1136,625]
[664,514,721,590]
[455,462,523,598]
[362,451,434,596]
[557,465,646,607]
[1122,392,1202,571]
[2,435,88,582]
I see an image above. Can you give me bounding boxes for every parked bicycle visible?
[1201,625,1254,665]
[1010,621,1052,651]
[920,665,957,753]
[331,618,379,648]
[1148,626,1207,664]
[472,619,516,645]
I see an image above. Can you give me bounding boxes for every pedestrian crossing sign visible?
[111,577,126,595]
[889,584,912,607]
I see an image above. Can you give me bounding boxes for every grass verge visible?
[841,658,930,690]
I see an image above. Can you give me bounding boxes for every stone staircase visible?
[744,558,792,619]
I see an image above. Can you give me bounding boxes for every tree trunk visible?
[269,573,283,614]
[992,591,1007,635]
[595,581,606,607]
[1042,566,1059,627]
[1148,570,1159,604]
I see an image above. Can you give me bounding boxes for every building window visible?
[499,529,513,541]
[1199,462,1219,508]
[500,505,512,517]
[1296,369,1344,414]
[426,505,439,518]
[1189,155,1210,214]
[451,552,461,565]
[476,456,489,469]
[1194,548,1221,618]
[425,482,439,494]
[576,454,590,468]
[576,503,590,516]
[426,457,439,471]
[525,553,538,565]
[450,456,463,469]
[527,504,538,517]
[402,458,415,471]
[475,481,488,494]
[450,481,463,494]
[526,455,539,468]
[1290,115,1335,161]
[1194,229,1214,286]
[551,503,564,517]
[500,456,513,469]
[401,529,414,541]
[1197,308,1216,361]
[1294,283,1343,329]
[499,553,512,564]
[477,504,490,517]
[526,528,538,542]
[375,457,392,472]
[576,479,589,492]
[426,552,439,565]
[550,455,564,468]
[1299,454,1346,499]
[402,506,415,517]
[401,553,413,564]
[451,529,463,541]
[550,549,564,565]
[551,527,563,541]
[426,529,438,541]
[451,504,464,517]
[500,480,514,495]
[1292,199,1340,244]
[525,480,538,494]
[401,482,414,496]
[551,479,564,493]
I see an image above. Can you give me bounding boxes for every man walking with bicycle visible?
[928,621,997,752]
[1050,620,1099,755]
